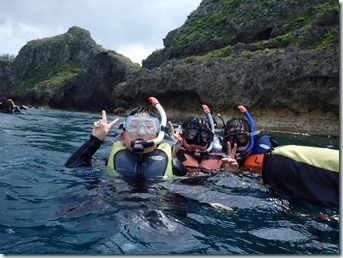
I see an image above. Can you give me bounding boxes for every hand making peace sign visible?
[221,142,239,172]
[92,110,119,141]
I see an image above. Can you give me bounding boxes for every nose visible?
[137,124,148,135]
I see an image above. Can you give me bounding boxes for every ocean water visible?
[0,108,339,255]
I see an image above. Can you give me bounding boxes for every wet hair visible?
[182,116,211,132]
[224,117,250,133]
[128,107,159,118]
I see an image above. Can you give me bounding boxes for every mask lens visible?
[184,128,213,146]
[224,130,249,147]
[184,128,198,140]
[124,116,160,135]
[201,131,213,142]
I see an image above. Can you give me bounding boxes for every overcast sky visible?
[0,0,202,64]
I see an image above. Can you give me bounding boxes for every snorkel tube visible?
[130,97,167,152]
[188,104,215,158]
[202,104,215,152]
[149,97,166,144]
[237,105,255,160]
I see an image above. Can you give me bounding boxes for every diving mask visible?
[224,130,250,148]
[124,115,160,135]
[183,128,214,147]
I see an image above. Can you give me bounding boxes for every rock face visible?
[0,0,339,136]
[117,48,339,136]
[48,51,130,111]
[0,26,139,111]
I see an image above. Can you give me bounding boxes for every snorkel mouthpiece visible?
[131,139,154,152]
[191,148,209,159]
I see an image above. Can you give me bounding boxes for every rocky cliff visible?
[0,26,140,111]
[0,0,339,136]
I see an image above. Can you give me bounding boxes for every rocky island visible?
[0,0,339,136]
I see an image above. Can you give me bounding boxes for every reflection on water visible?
[0,108,339,254]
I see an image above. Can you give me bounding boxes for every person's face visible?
[120,113,159,154]
[182,128,212,152]
[226,126,250,153]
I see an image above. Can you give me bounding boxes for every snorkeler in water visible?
[222,106,339,207]
[65,97,187,178]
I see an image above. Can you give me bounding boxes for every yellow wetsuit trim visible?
[163,142,174,177]
[107,141,126,170]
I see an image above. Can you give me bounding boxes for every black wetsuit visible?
[262,145,339,207]
[65,135,102,168]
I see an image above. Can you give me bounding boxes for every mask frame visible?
[124,115,160,135]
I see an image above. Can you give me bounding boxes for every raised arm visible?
[64,110,119,168]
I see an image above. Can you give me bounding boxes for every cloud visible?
[0,0,202,64]
[116,43,155,64]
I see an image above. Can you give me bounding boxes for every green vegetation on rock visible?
[19,62,85,89]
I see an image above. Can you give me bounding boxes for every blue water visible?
[0,108,339,254]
